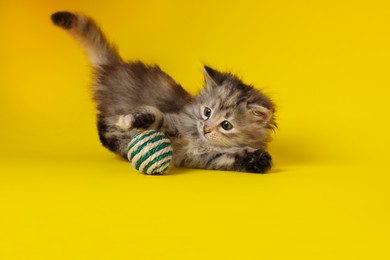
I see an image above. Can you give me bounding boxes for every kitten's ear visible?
[248,104,272,123]
[203,66,223,88]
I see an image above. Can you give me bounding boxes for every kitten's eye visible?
[221,120,233,131]
[203,107,212,119]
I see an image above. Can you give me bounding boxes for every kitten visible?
[51,11,276,173]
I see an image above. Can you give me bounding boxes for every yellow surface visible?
[0,0,389,259]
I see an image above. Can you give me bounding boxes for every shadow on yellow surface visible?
[0,0,389,259]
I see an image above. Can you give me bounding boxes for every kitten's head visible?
[191,66,276,149]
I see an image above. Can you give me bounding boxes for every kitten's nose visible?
[204,126,212,134]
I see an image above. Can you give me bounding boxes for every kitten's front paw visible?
[236,150,272,173]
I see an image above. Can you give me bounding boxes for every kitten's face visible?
[193,66,276,149]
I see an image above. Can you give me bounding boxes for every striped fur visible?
[51,11,276,173]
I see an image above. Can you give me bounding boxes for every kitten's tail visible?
[51,11,122,67]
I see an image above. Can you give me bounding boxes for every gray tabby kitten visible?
[51,11,276,173]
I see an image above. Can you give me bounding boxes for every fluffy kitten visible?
[51,11,276,173]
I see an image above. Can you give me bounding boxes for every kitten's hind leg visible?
[116,114,135,130]
[98,115,133,159]
[115,106,163,130]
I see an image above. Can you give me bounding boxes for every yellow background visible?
[1,0,389,259]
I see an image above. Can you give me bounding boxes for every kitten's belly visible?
[170,138,216,168]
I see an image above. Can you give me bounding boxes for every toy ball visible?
[127,130,173,175]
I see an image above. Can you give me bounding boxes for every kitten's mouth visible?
[200,131,209,142]
[198,123,210,142]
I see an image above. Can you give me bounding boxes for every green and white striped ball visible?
[127,130,173,175]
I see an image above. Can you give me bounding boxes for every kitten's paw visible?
[121,106,162,129]
[237,150,272,173]
[133,112,156,129]
[116,114,134,130]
